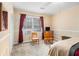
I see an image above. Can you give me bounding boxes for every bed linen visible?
[48,37,79,56]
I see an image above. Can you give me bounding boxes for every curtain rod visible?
[20,13,43,17]
[26,14,43,17]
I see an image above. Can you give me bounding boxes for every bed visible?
[48,37,79,56]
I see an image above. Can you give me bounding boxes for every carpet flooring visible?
[11,40,51,56]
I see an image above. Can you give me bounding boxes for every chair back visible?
[32,32,38,39]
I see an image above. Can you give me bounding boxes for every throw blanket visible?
[69,42,79,56]
[48,37,79,56]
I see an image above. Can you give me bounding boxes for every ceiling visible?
[12,2,79,15]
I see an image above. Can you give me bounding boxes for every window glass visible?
[23,17,32,29]
[33,17,41,31]
[23,16,41,32]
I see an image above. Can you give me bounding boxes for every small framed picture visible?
[2,11,8,31]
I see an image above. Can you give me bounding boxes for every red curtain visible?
[40,16,44,39]
[18,14,26,43]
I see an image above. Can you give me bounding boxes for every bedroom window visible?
[23,16,32,29]
[23,16,42,33]
[33,17,41,31]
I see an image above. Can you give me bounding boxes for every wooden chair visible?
[31,32,39,44]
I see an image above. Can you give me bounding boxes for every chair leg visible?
[32,39,39,44]
[37,39,39,44]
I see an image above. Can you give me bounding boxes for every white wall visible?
[52,5,79,41]
[0,2,14,55]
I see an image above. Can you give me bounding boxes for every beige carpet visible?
[11,40,51,56]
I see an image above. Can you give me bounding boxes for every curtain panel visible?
[40,16,44,39]
[18,14,26,43]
